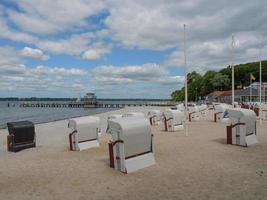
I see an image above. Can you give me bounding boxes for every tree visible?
[211,73,230,90]
[170,60,267,102]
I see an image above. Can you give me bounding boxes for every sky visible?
[0,0,266,98]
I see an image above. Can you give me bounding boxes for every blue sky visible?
[0,0,266,98]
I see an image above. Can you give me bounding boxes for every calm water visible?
[0,101,115,129]
[0,100,163,129]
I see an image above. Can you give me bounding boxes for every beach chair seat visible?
[147,110,163,125]
[214,103,231,123]
[108,116,155,173]
[7,121,36,152]
[68,116,101,151]
[226,108,257,147]
[163,109,184,131]
[188,106,200,121]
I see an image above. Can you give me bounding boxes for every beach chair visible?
[122,112,145,117]
[7,121,36,152]
[108,116,155,173]
[176,104,185,112]
[163,109,184,131]
[226,108,257,147]
[147,110,163,125]
[197,104,208,118]
[68,116,101,151]
[262,104,267,120]
[106,114,123,133]
[213,103,230,123]
[188,106,200,121]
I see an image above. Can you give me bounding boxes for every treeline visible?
[171,60,267,102]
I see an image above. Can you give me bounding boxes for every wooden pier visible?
[18,102,175,108]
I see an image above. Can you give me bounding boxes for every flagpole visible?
[250,73,252,103]
[259,48,262,124]
[231,34,235,107]
[184,24,188,137]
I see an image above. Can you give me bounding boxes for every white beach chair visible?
[68,116,101,151]
[106,114,123,133]
[188,106,200,121]
[147,110,163,125]
[163,109,184,131]
[234,102,241,108]
[261,103,267,120]
[213,103,230,123]
[122,112,145,118]
[108,116,155,173]
[226,108,257,147]
[197,104,208,118]
[176,104,185,112]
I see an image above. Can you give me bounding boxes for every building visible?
[206,90,241,103]
[83,93,97,108]
[206,82,267,103]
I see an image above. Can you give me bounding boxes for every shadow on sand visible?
[213,138,227,145]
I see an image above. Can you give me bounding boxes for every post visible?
[259,49,262,124]
[250,73,252,103]
[231,34,235,107]
[184,24,188,136]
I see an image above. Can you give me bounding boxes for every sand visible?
[0,106,267,200]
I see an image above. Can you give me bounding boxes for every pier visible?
[18,102,175,108]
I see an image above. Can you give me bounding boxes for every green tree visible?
[211,73,230,90]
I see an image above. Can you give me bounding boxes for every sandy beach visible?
[0,106,266,200]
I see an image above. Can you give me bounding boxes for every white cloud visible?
[33,65,87,76]
[7,0,106,35]
[0,17,37,43]
[36,32,95,55]
[164,31,267,73]
[82,43,112,60]
[20,47,50,61]
[93,63,183,85]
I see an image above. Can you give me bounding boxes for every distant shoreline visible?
[0,98,170,101]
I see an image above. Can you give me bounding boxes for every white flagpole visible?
[184,24,188,136]
[259,48,262,124]
[250,73,252,103]
[231,34,235,107]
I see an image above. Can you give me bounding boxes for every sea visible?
[0,100,164,129]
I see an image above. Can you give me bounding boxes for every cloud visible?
[20,47,50,61]
[32,65,87,76]
[0,46,89,97]
[82,43,112,60]
[93,63,183,85]
[36,32,95,55]
[0,17,37,43]
[6,0,106,35]
[164,31,267,73]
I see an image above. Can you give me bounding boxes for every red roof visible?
[207,90,241,97]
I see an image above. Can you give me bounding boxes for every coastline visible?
[0,107,121,130]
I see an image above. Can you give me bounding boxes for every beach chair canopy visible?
[108,116,151,158]
[176,104,184,112]
[227,108,256,134]
[214,103,230,113]
[122,112,145,118]
[7,121,36,152]
[164,109,184,123]
[188,106,199,113]
[68,116,101,151]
